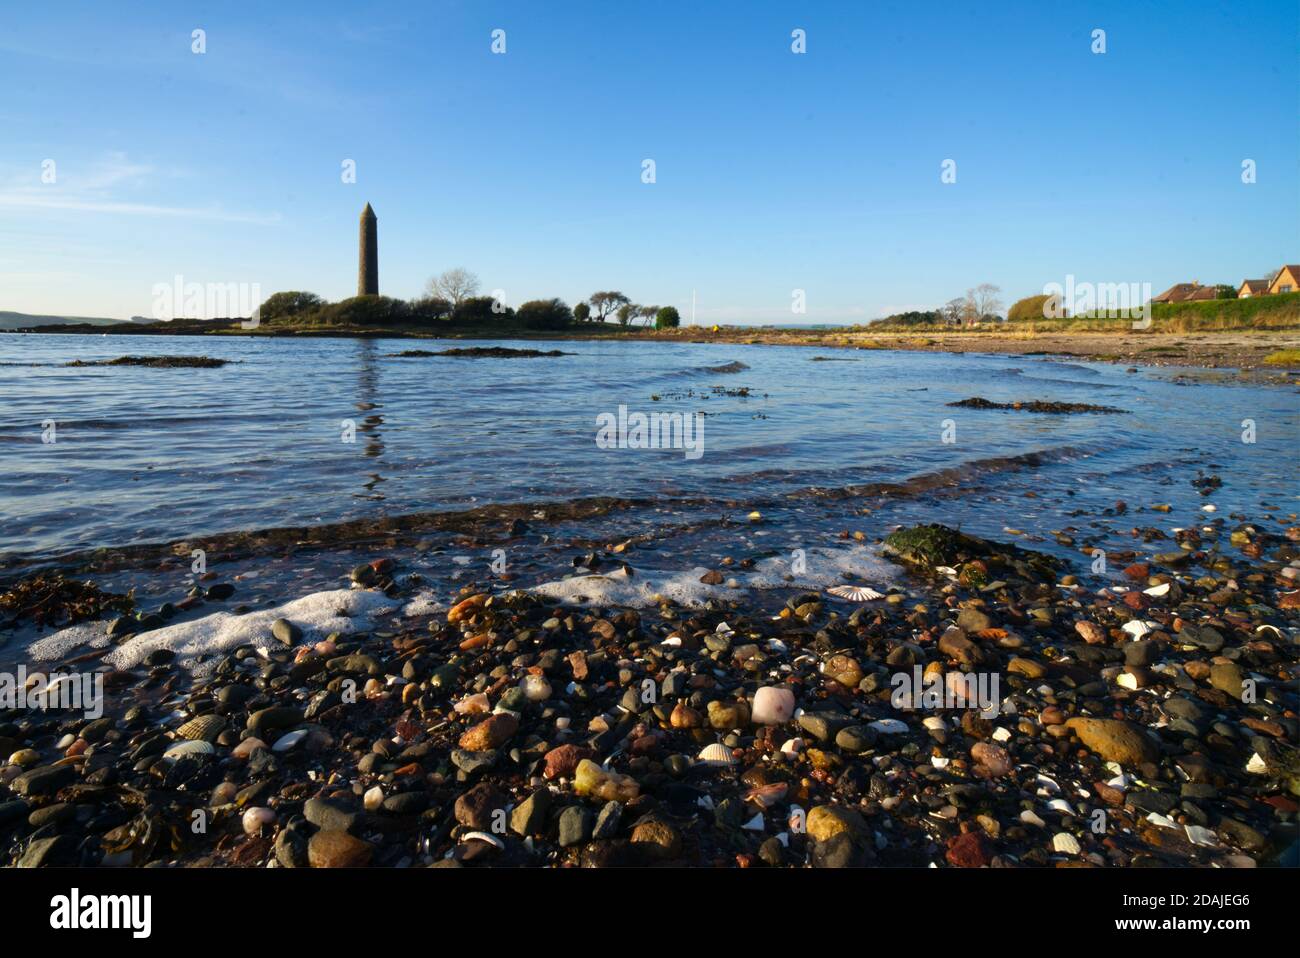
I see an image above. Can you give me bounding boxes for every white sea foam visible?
[28,589,399,676]
[529,544,901,608]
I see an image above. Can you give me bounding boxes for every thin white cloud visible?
[0,193,280,224]
[0,152,279,224]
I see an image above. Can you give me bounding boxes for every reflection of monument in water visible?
[358,203,378,296]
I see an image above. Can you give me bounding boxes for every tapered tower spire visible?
[358,203,378,296]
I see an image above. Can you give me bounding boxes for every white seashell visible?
[460,831,505,849]
[242,807,275,835]
[780,738,803,757]
[1035,774,1060,794]
[921,716,946,731]
[935,566,958,577]
[1255,624,1283,638]
[1121,620,1153,639]
[271,729,308,752]
[1052,833,1081,855]
[698,743,737,766]
[1116,673,1139,690]
[1245,752,1269,774]
[931,756,949,768]
[164,740,214,759]
[868,719,908,734]
[766,638,787,653]
[1184,825,1218,846]
[696,795,715,811]
[1146,812,1177,829]
[1047,799,1074,814]
[1106,773,1130,790]
[1020,810,1045,827]
[56,733,76,750]
[826,585,885,601]
[364,785,385,811]
[742,812,765,831]
[660,635,682,647]
[1143,582,1171,597]
[992,726,1012,742]
[1201,504,1216,512]
[715,621,733,634]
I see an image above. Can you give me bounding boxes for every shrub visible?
[320,295,410,326]
[409,296,452,324]
[655,306,681,329]
[517,298,574,330]
[1008,294,1054,322]
[573,302,591,322]
[260,291,326,323]
[450,295,508,325]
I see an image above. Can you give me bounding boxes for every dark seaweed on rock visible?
[66,356,229,368]
[883,523,1061,582]
[432,347,571,358]
[947,397,1126,414]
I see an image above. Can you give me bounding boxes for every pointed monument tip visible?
[362,202,375,216]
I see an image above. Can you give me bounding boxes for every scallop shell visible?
[177,714,226,742]
[1142,582,1171,597]
[697,743,736,767]
[826,585,885,601]
[163,740,215,759]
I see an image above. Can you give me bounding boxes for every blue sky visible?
[2,1,1297,323]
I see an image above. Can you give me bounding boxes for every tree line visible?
[259,269,679,330]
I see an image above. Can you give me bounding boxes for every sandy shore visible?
[652,328,1300,375]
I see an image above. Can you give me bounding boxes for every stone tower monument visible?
[358,203,378,296]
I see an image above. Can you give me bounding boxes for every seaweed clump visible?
[0,572,135,630]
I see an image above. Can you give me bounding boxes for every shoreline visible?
[10,323,1300,377]
[2,514,1296,869]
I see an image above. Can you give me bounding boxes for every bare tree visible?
[425,268,480,307]
[966,283,1003,323]
[939,298,965,327]
[637,305,659,327]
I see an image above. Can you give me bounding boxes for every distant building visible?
[1267,264,1300,295]
[1151,282,1208,303]
[1237,279,1269,298]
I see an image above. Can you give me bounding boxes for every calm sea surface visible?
[0,333,1296,572]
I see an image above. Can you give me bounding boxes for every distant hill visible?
[0,311,129,330]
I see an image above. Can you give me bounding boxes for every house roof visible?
[1277,265,1300,278]
[1152,283,1200,302]
[1184,285,1219,301]
[1239,279,1269,293]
